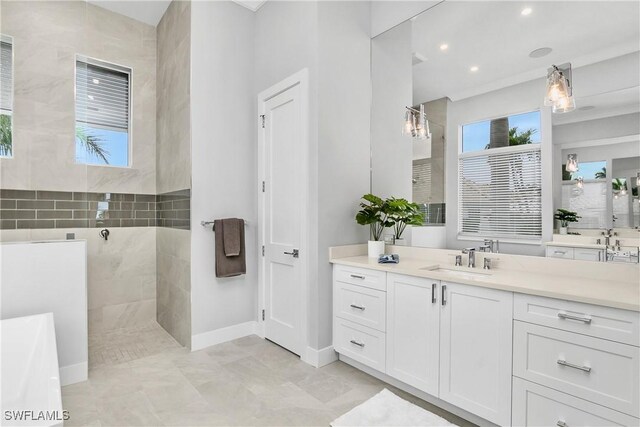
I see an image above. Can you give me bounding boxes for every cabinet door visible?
[574,248,603,262]
[439,282,513,426]
[386,274,440,396]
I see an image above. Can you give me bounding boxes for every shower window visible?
[0,35,13,158]
[75,57,131,167]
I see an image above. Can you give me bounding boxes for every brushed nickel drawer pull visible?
[350,274,365,279]
[557,359,591,373]
[431,283,437,304]
[554,250,567,255]
[557,312,592,324]
[350,304,365,311]
[350,339,365,348]
[556,421,568,427]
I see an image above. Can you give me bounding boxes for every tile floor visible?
[63,321,475,426]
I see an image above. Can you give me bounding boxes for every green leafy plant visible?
[612,178,626,191]
[595,167,606,179]
[0,114,12,156]
[554,208,581,227]
[355,194,394,241]
[386,198,424,240]
[76,126,110,164]
[485,126,536,149]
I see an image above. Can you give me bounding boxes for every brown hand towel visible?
[214,219,246,278]
[223,218,242,256]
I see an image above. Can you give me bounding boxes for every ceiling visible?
[87,0,267,27]
[552,86,640,126]
[411,1,640,103]
[87,1,171,26]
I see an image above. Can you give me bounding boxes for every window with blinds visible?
[458,145,542,240]
[1,37,13,157]
[75,58,130,167]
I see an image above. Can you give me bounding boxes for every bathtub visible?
[0,313,65,427]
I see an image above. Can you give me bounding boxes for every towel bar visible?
[200,220,249,230]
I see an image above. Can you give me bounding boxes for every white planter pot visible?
[368,240,385,258]
[394,238,407,246]
[559,227,568,235]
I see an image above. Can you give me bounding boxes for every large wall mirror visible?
[370,1,640,259]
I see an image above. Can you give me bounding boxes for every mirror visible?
[370,1,640,257]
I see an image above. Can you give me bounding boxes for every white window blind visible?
[0,40,12,114]
[75,60,130,132]
[458,145,542,240]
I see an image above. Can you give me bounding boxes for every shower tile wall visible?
[0,2,159,334]
[156,0,192,347]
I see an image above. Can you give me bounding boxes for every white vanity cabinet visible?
[386,273,440,396]
[439,282,513,426]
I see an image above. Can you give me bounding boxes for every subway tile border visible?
[0,189,190,230]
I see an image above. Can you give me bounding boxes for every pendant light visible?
[566,153,578,173]
[402,105,431,141]
[576,177,584,189]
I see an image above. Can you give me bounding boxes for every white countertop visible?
[330,255,640,312]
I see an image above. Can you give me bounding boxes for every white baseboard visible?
[191,321,258,352]
[60,361,88,386]
[302,345,338,368]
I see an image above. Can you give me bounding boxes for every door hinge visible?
[262,245,265,256]
[262,181,265,192]
[260,115,265,128]
[262,309,265,321]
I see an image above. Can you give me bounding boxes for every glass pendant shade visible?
[576,177,584,189]
[545,65,576,113]
[402,111,414,136]
[566,154,578,173]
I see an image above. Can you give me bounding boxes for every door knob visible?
[284,249,299,258]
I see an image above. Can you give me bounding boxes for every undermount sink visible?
[421,266,492,279]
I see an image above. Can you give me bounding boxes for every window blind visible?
[0,41,12,113]
[458,146,542,239]
[75,60,130,132]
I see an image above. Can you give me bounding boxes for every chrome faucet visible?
[462,247,477,268]
[481,239,500,253]
[602,229,615,247]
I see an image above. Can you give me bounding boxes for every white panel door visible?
[386,273,440,396]
[439,282,513,426]
[261,83,304,356]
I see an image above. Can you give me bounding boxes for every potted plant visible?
[356,194,394,258]
[386,198,425,245]
[554,208,580,235]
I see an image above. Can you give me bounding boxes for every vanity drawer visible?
[574,248,603,262]
[334,282,386,332]
[546,246,574,259]
[513,321,639,417]
[514,293,640,346]
[334,265,386,292]
[513,377,639,427]
[334,317,385,372]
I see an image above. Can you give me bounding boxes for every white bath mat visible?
[331,389,455,427]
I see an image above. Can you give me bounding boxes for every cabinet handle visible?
[349,304,365,311]
[350,339,365,348]
[554,250,567,255]
[557,359,591,373]
[557,312,592,324]
[431,283,437,304]
[350,274,365,279]
[556,421,568,427]
[441,285,447,306]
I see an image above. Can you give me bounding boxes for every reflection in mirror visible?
[370,0,640,258]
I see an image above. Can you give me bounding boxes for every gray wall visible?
[156,0,192,347]
[190,0,256,338]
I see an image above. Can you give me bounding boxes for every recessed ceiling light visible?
[529,47,553,58]
[521,7,532,16]
[470,66,479,72]
[440,44,449,51]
